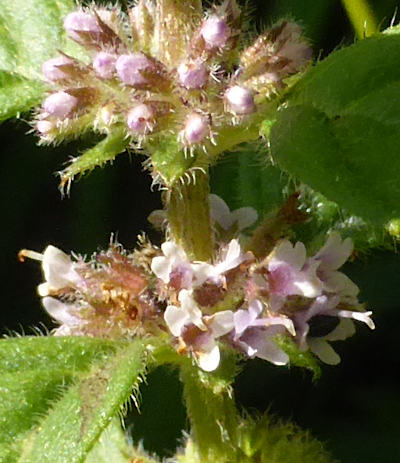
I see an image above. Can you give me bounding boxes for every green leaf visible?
[60,127,129,189]
[0,0,83,121]
[85,418,159,463]
[0,72,45,121]
[211,146,288,217]
[270,29,400,225]
[148,135,199,187]
[274,335,321,380]
[0,336,146,463]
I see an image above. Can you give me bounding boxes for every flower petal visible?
[231,206,258,231]
[308,338,341,365]
[208,310,234,337]
[150,255,171,282]
[314,232,353,271]
[42,296,80,326]
[209,194,233,230]
[42,245,80,290]
[336,309,375,330]
[197,344,221,371]
[164,305,189,336]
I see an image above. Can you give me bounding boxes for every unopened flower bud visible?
[43,91,78,119]
[116,53,154,86]
[42,56,75,82]
[64,11,102,43]
[93,51,116,78]
[36,120,55,136]
[182,113,209,144]
[127,104,155,134]
[224,86,255,115]
[177,60,208,89]
[201,15,229,48]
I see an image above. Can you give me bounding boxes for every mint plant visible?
[1,0,399,462]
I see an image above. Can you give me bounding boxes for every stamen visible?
[18,249,44,262]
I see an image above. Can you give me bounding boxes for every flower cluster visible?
[20,243,162,337]
[25,196,374,372]
[35,0,311,150]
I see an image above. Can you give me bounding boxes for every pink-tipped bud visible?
[201,15,229,48]
[116,53,154,86]
[183,113,209,144]
[36,120,55,136]
[64,11,102,43]
[43,91,78,119]
[224,86,255,115]
[177,60,208,89]
[127,104,155,134]
[93,52,117,79]
[42,56,75,82]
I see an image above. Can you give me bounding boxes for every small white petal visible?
[266,317,296,336]
[208,310,234,337]
[164,305,189,337]
[161,241,187,260]
[269,241,306,271]
[42,245,80,290]
[256,338,289,365]
[209,194,233,230]
[337,309,375,330]
[323,271,359,297]
[315,232,353,271]
[42,297,80,326]
[197,344,221,371]
[37,282,50,297]
[308,338,341,365]
[325,319,356,341]
[230,207,258,231]
[150,256,171,282]
[213,239,243,276]
[179,289,206,330]
[191,262,215,286]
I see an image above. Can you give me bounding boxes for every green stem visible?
[179,363,240,462]
[164,168,213,261]
[341,0,378,38]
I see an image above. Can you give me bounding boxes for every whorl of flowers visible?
[22,196,374,372]
[35,0,311,156]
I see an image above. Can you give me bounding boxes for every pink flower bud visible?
[43,91,78,119]
[42,56,75,82]
[183,113,209,144]
[224,86,255,115]
[127,104,155,134]
[36,120,55,135]
[201,15,229,48]
[93,52,116,79]
[177,60,208,89]
[115,53,154,86]
[64,11,102,43]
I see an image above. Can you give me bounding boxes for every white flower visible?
[312,232,359,297]
[211,239,246,278]
[164,289,234,371]
[294,295,375,365]
[233,299,295,365]
[42,296,82,336]
[266,240,323,299]
[164,289,206,336]
[151,241,213,290]
[38,245,81,297]
[209,194,258,233]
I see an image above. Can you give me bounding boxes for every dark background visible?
[1,1,399,461]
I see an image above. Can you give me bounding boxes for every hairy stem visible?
[179,362,240,462]
[164,169,213,261]
[341,0,378,38]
